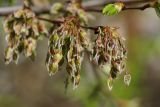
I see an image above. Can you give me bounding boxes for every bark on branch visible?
[0,0,156,16]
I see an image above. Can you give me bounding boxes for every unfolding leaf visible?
[102,2,124,16]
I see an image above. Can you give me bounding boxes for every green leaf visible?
[155,3,160,18]
[102,4,115,16]
[102,2,124,16]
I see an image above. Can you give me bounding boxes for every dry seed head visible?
[46,16,89,89]
[91,26,127,89]
[4,6,47,64]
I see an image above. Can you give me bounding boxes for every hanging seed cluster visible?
[46,16,89,89]
[91,27,127,87]
[4,7,47,64]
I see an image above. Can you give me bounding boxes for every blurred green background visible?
[0,0,160,107]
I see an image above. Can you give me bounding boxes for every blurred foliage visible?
[0,0,17,6]
[0,95,26,107]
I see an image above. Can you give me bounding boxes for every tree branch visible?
[38,17,63,24]
[38,17,99,31]
[0,0,156,16]
[0,6,50,16]
[84,3,152,12]
[0,0,156,33]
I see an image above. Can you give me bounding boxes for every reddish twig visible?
[0,0,156,16]
[38,17,99,31]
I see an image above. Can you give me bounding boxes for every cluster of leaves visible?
[46,16,89,89]
[3,3,47,64]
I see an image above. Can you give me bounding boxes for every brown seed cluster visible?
[91,27,127,82]
[4,7,47,64]
[46,16,89,89]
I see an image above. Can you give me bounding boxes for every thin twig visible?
[82,0,154,8]
[123,3,152,10]
[0,0,156,16]
[38,17,99,31]
[80,25,98,31]
[38,17,63,24]
[84,2,154,12]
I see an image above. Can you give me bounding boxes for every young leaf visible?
[102,2,124,16]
